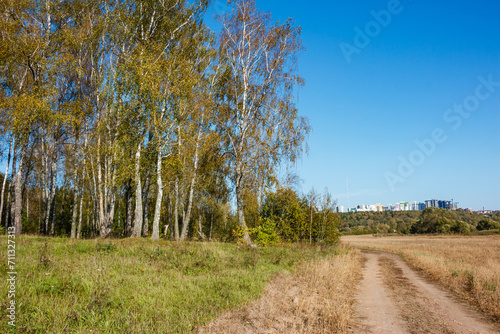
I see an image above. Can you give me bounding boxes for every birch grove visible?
[0,0,311,243]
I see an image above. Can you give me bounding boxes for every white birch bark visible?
[13,144,25,236]
[131,141,143,238]
[77,194,83,239]
[70,168,79,238]
[0,136,13,228]
[151,148,163,241]
[179,125,203,242]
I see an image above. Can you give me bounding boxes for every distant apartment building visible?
[336,206,345,213]
[424,199,458,210]
[394,202,410,211]
[425,199,439,208]
[353,204,383,212]
[438,200,452,210]
[383,204,395,211]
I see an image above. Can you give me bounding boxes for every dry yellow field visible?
[342,234,500,322]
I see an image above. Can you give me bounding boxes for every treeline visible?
[410,208,500,234]
[340,208,500,235]
[0,0,310,244]
[339,211,420,234]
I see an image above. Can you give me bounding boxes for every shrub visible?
[411,207,470,234]
[250,218,280,246]
[477,219,500,231]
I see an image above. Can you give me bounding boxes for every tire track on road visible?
[351,250,499,334]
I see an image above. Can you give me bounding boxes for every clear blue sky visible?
[207,0,500,210]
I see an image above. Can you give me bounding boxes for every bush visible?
[250,218,280,246]
[411,207,470,234]
[477,219,500,231]
[450,220,470,234]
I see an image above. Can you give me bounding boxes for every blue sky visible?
[207,0,500,210]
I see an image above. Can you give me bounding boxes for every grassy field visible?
[343,234,500,322]
[0,236,351,333]
[200,245,362,333]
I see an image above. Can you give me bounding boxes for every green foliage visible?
[339,211,420,234]
[250,218,280,246]
[410,207,471,234]
[477,219,500,231]
[258,187,340,244]
[339,209,500,235]
[261,187,306,242]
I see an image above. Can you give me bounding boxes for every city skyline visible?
[336,198,470,213]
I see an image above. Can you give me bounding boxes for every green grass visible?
[1,236,334,333]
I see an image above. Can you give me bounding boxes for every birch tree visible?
[217,0,309,244]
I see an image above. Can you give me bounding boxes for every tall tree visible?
[217,0,309,244]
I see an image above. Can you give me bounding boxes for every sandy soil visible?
[349,252,407,333]
[351,250,500,334]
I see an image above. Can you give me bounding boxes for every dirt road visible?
[351,250,500,334]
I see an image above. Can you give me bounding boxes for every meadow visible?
[0,236,359,333]
[343,234,500,322]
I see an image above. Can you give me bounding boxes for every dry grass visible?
[199,245,362,334]
[343,234,500,322]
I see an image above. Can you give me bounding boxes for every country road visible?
[350,250,500,334]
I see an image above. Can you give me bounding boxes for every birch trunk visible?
[180,122,203,242]
[235,164,252,245]
[9,140,18,229]
[131,142,143,237]
[0,136,13,227]
[179,159,199,241]
[197,215,205,241]
[151,149,163,241]
[5,191,10,230]
[174,178,179,240]
[97,135,105,237]
[70,189,78,238]
[49,157,57,236]
[41,139,49,234]
[77,194,83,239]
[101,154,117,238]
[70,168,79,238]
[103,195,116,238]
[142,169,151,237]
[13,145,25,236]
[44,157,52,235]
[38,190,42,234]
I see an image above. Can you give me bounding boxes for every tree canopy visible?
[0,0,310,244]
